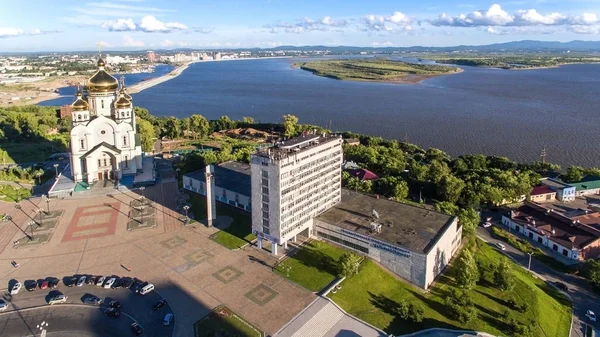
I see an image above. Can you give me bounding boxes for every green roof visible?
[570,176,600,191]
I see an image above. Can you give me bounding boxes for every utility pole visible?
[540,147,547,164]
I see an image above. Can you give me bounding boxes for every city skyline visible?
[2,0,600,51]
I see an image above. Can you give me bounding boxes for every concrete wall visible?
[530,193,556,203]
[576,188,600,197]
[424,217,461,288]
[183,176,251,212]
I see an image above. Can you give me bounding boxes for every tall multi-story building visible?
[147,51,156,63]
[250,133,343,254]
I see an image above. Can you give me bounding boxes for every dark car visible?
[104,308,121,318]
[554,281,569,292]
[135,281,149,293]
[109,300,122,309]
[49,279,60,289]
[83,296,102,305]
[152,299,167,311]
[112,278,123,288]
[122,278,134,289]
[131,322,143,335]
[129,278,141,290]
[25,281,37,292]
[66,276,78,287]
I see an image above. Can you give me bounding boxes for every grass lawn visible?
[187,192,255,250]
[329,239,572,337]
[194,305,264,337]
[492,226,576,274]
[0,185,31,202]
[274,240,348,292]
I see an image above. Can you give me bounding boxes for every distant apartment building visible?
[541,178,576,202]
[250,133,343,254]
[502,201,600,260]
[147,51,156,63]
[183,161,251,212]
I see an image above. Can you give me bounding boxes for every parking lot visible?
[1,274,174,337]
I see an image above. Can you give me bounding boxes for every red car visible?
[39,280,49,290]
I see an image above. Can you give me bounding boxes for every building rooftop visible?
[569,176,600,191]
[530,185,556,196]
[254,133,341,161]
[509,201,600,249]
[530,197,597,219]
[541,178,572,190]
[348,168,379,181]
[184,161,251,196]
[317,189,457,254]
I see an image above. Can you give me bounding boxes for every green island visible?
[294,59,461,84]
[425,54,600,69]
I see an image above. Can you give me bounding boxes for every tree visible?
[282,114,299,137]
[408,303,424,323]
[455,249,479,290]
[164,116,181,139]
[241,116,255,124]
[435,201,459,216]
[338,252,361,278]
[189,114,210,139]
[564,166,584,182]
[458,208,480,236]
[427,160,451,184]
[377,176,409,201]
[137,119,155,153]
[493,257,515,291]
[437,175,465,203]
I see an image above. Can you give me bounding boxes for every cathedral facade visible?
[69,56,143,183]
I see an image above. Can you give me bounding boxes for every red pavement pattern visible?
[62,203,119,242]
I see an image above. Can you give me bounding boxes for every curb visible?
[0,302,139,323]
[322,296,388,336]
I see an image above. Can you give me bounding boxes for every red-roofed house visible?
[529,185,556,203]
[348,168,379,181]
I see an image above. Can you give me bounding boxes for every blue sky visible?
[2,0,600,51]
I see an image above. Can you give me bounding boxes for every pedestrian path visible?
[290,301,344,337]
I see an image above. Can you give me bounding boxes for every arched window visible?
[77,114,82,120]
[101,100,104,109]
[121,111,124,118]
[123,136,127,146]
[124,156,129,168]
[80,139,85,149]
[126,111,130,117]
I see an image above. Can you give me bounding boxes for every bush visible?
[519,302,530,313]
[408,302,424,323]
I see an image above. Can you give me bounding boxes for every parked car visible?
[495,242,506,251]
[163,313,173,326]
[587,310,597,322]
[40,280,49,290]
[104,278,116,289]
[49,279,60,289]
[104,308,121,318]
[48,294,67,305]
[109,300,122,309]
[10,261,19,268]
[554,281,569,292]
[86,276,97,285]
[122,278,134,289]
[152,299,167,311]
[482,222,492,228]
[135,281,149,293]
[10,282,22,295]
[76,276,86,287]
[84,296,102,305]
[112,278,123,288]
[25,281,37,292]
[0,299,8,311]
[131,322,143,335]
[140,283,154,295]
[66,276,78,287]
[96,276,106,287]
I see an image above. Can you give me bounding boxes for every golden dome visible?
[120,87,132,101]
[115,95,132,109]
[72,91,89,111]
[88,57,119,92]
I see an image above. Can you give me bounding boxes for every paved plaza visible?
[0,180,315,336]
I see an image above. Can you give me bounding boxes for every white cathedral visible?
[69,56,143,183]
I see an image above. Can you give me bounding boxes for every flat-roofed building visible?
[251,133,343,255]
[541,178,576,202]
[529,185,556,203]
[570,176,600,197]
[183,161,251,212]
[315,189,461,289]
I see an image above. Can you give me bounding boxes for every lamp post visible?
[45,196,50,215]
[36,208,44,227]
[7,211,32,241]
[53,164,59,178]
[139,205,145,226]
[183,205,190,223]
[139,186,145,201]
[36,171,42,185]
[37,321,49,337]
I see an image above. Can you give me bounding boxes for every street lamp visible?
[5,214,32,241]
[36,171,42,185]
[37,321,49,337]
[139,205,145,225]
[53,164,59,178]
[36,209,44,227]
[139,186,145,201]
[45,196,51,215]
[183,205,190,223]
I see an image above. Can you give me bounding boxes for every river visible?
[40,58,600,167]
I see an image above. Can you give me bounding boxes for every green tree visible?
[427,160,451,184]
[189,114,210,139]
[377,176,409,201]
[458,208,480,236]
[241,116,255,124]
[137,119,155,153]
[455,249,479,290]
[494,257,515,291]
[338,252,361,278]
[408,302,424,323]
[435,201,459,216]
[282,114,299,137]
[564,166,584,182]
[437,175,465,203]
[164,116,181,139]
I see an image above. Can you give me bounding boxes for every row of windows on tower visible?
[97,156,129,168]
[76,110,130,121]
[80,136,128,150]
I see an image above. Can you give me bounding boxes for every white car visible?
[76,276,86,287]
[49,294,67,305]
[587,310,597,322]
[0,299,8,311]
[10,282,22,295]
[482,222,492,228]
[104,277,116,289]
[96,276,106,287]
[495,242,506,251]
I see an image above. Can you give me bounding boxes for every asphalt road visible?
[477,226,598,337]
[0,277,174,337]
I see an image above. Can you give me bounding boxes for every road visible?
[0,277,174,337]
[477,226,598,337]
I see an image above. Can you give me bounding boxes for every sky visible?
[2,0,600,52]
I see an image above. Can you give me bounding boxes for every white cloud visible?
[571,25,600,34]
[101,18,136,31]
[0,27,59,38]
[265,16,348,34]
[362,11,413,32]
[193,26,215,34]
[372,41,394,46]
[138,15,187,32]
[122,34,144,47]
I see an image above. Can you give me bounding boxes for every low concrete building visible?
[529,185,556,203]
[502,201,600,260]
[570,176,600,197]
[314,189,462,289]
[183,161,251,212]
[343,138,360,146]
[541,178,576,202]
